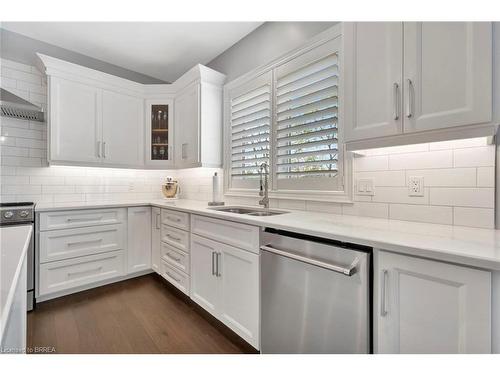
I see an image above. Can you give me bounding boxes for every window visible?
[225,31,349,201]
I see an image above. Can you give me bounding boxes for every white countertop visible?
[0,225,32,343]
[36,199,500,271]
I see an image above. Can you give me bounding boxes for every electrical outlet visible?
[408,176,424,197]
[356,178,374,196]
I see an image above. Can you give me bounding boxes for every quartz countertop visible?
[0,225,32,343]
[35,199,500,271]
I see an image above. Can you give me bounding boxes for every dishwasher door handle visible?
[260,244,357,276]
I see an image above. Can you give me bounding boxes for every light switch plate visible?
[356,178,374,196]
[408,176,424,197]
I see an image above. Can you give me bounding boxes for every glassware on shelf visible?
[159,147,165,159]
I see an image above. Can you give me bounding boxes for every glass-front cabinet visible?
[145,98,174,167]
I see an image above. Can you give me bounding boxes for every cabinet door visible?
[145,99,174,167]
[376,251,491,353]
[403,22,492,133]
[190,234,219,316]
[102,90,144,166]
[219,244,259,348]
[151,207,161,273]
[174,83,200,168]
[127,207,151,274]
[343,22,403,142]
[49,76,102,164]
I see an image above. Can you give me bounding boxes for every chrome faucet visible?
[258,162,269,209]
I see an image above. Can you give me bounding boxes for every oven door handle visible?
[260,244,357,276]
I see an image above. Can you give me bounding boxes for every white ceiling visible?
[1,22,263,82]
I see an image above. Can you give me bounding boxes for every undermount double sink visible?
[208,206,289,217]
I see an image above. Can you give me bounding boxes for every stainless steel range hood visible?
[0,88,44,122]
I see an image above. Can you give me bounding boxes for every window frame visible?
[223,24,353,203]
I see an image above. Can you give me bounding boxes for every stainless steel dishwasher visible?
[260,228,371,354]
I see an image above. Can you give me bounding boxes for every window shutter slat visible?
[230,83,271,179]
[275,53,339,180]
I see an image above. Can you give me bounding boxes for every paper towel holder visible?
[208,172,225,206]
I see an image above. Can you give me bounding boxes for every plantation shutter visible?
[274,39,341,191]
[228,72,272,189]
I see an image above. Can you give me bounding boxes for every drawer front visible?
[191,215,260,253]
[160,260,190,295]
[39,250,125,296]
[39,224,126,263]
[39,208,127,231]
[161,224,189,252]
[161,209,189,231]
[161,242,190,274]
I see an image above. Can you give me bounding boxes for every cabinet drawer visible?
[161,224,189,252]
[161,242,190,274]
[191,215,260,253]
[39,208,127,231]
[161,209,189,230]
[39,224,126,263]
[160,260,190,295]
[39,250,125,296]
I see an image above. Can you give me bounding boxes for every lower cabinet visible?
[190,234,259,349]
[151,207,161,273]
[127,207,152,274]
[375,250,491,353]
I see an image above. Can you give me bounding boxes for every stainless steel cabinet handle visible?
[166,233,181,241]
[102,141,107,158]
[393,82,400,120]
[156,213,160,229]
[165,271,181,283]
[68,266,102,277]
[381,269,388,317]
[67,216,103,222]
[166,252,181,262]
[216,252,222,277]
[67,239,102,247]
[167,216,181,222]
[260,244,357,276]
[97,141,101,158]
[405,79,413,118]
[212,251,216,276]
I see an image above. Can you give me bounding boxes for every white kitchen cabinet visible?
[173,65,226,169]
[145,98,174,168]
[343,22,493,147]
[48,76,102,164]
[375,250,491,354]
[190,233,259,348]
[403,22,492,133]
[102,90,144,166]
[343,22,404,142]
[151,207,161,273]
[127,207,152,274]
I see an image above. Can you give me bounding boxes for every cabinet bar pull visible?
[167,216,181,222]
[156,213,160,229]
[165,271,181,283]
[405,79,414,118]
[67,239,102,247]
[166,233,181,241]
[102,141,107,158]
[393,82,400,120]
[166,253,181,262]
[381,269,388,317]
[216,252,222,277]
[67,216,103,222]
[212,251,216,275]
[97,141,101,158]
[67,266,102,277]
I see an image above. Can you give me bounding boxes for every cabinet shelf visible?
[152,129,168,132]
[152,143,168,146]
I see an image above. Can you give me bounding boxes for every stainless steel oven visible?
[260,228,371,354]
[0,202,35,311]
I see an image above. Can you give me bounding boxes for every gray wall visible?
[208,22,338,82]
[0,28,166,84]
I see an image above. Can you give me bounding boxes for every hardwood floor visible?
[27,274,255,354]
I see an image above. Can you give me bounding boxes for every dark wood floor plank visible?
[27,274,249,354]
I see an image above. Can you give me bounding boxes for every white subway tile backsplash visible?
[389,204,453,225]
[477,167,495,187]
[305,201,342,214]
[353,155,389,171]
[389,150,453,170]
[355,170,405,187]
[0,58,33,73]
[453,207,495,228]
[429,137,487,150]
[453,147,495,167]
[405,168,476,187]
[429,188,494,208]
[42,185,76,194]
[2,184,42,195]
[277,199,306,211]
[30,176,65,185]
[372,187,429,205]
[342,202,389,219]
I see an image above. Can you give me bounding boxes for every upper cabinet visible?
[343,22,494,148]
[38,54,225,169]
